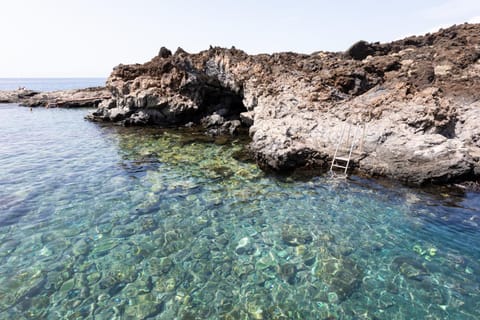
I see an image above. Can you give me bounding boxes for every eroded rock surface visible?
[87,24,480,185]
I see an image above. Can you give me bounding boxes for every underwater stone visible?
[6,272,47,312]
[25,295,50,318]
[327,292,339,304]
[192,244,212,260]
[90,239,118,258]
[0,239,20,257]
[72,238,91,256]
[138,216,157,232]
[392,256,430,280]
[60,278,75,294]
[107,282,126,296]
[141,275,154,294]
[301,248,317,266]
[315,256,363,301]
[214,135,230,145]
[233,263,255,278]
[155,277,177,292]
[86,272,101,285]
[256,252,278,270]
[205,165,234,179]
[111,226,135,238]
[235,237,254,255]
[114,265,138,283]
[164,278,176,291]
[246,302,264,320]
[98,274,127,297]
[281,225,313,246]
[124,293,163,319]
[147,257,173,276]
[295,245,306,256]
[232,147,255,163]
[278,263,298,285]
[95,222,113,235]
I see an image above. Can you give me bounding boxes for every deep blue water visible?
[0,82,479,318]
[0,78,106,91]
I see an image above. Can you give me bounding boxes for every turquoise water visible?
[0,104,479,319]
[0,78,106,91]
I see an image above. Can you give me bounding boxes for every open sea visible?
[0,79,479,319]
[0,78,106,91]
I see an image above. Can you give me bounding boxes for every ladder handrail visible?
[330,123,347,172]
[330,122,363,176]
[344,124,359,175]
[359,123,366,154]
[345,123,352,151]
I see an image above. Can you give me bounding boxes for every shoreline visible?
[1,98,479,192]
[2,24,480,188]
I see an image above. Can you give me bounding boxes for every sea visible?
[0,79,479,319]
[0,77,106,91]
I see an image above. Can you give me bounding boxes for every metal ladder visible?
[330,123,362,176]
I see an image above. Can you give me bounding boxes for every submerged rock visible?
[315,256,363,301]
[0,269,47,311]
[72,238,91,257]
[281,224,313,246]
[235,237,254,255]
[124,293,164,319]
[392,256,430,281]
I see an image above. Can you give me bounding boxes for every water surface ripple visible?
[0,104,479,319]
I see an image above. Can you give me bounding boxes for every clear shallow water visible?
[0,78,106,91]
[0,104,479,319]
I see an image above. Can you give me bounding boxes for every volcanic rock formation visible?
[87,23,480,185]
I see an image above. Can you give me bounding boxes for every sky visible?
[1,0,479,77]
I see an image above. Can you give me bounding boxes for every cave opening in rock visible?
[195,85,249,135]
[199,86,247,122]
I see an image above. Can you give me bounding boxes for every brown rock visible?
[86,23,480,185]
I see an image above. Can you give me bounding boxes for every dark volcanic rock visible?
[345,40,378,60]
[87,23,480,185]
[158,46,172,58]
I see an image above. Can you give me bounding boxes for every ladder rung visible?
[334,156,349,162]
[332,164,347,169]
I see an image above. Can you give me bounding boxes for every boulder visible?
[345,40,377,60]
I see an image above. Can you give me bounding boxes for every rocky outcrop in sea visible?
[0,87,110,108]
[86,23,480,185]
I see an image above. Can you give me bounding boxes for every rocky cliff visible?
[87,23,480,185]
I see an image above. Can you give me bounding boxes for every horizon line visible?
[0,76,108,79]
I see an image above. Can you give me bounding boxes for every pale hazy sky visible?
[1,0,479,77]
